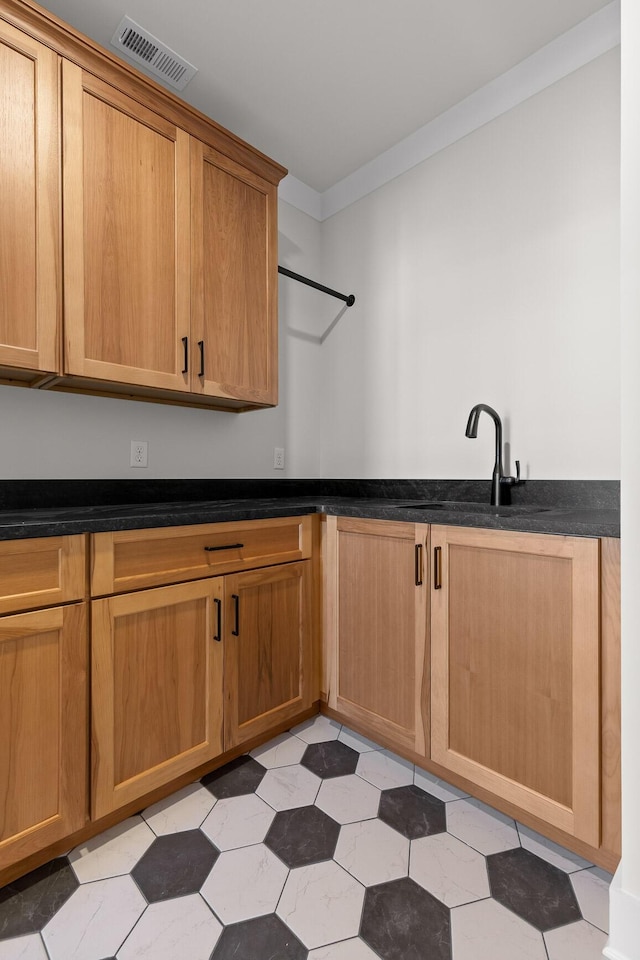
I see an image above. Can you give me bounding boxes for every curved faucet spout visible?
[465,403,504,505]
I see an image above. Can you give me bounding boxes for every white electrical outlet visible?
[130,440,148,468]
[274,447,285,470]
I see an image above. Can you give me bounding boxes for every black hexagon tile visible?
[301,740,359,779]
[378,784,447,839]
[212,914,307,960]
[131,830,218,902]
[487,847,582,931]
[361,876,451,960]
[265,805,340,867]
[0,857,79,940]
[201,755,266,798]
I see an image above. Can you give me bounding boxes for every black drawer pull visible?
[434,546,442,589]
[415,543,423,586]
[204,543,244,552]
[198,340,205,377]
[181,336,189,374]
[231,594,240,636]
[213,597,222,642]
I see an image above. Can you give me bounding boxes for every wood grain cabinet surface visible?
[90,517,315,817]
[430,526,601,846]
[0,18,59,380]
[325,517,429,756]
[0,536,87,873]
[0,2,286,410]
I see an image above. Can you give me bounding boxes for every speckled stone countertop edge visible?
[0,496,620,540]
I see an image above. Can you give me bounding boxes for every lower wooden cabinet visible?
[224,561,312,749]
[0,603,87,871]
[91,558,313,817]
[430,525,601,846]
[325,517,429,756]
[91,580,225,819]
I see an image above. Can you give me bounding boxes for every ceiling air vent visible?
[110,15,197,91]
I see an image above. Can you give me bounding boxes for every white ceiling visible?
[39,0,614,192]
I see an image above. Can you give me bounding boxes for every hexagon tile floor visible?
[0,716,612,960]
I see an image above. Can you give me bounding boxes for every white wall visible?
[318,49,620,480]
[607,1,640,956]
[0,200,322,480]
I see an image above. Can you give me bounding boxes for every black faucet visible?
[465,403,521,506]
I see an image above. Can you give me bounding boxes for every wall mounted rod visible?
[278,265,355,306]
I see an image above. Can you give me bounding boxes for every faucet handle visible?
[515,460,521,483]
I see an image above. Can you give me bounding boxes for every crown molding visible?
[279,1,620,222]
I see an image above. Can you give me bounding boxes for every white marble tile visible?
[355,749,414,790]
[277,860,365,950]
[414,767,469,802]
[68,816,155,882]
[0,935,48,960]
[201,843,288,924]
[334,819,409,886]
[315,774,381,824]
[337,727,381,753]
[256,764,321,811]
[516,823,592,873]
[410,832,490,907]
[291,715,342,743]
[446,798,520,855]
[570,867,611,933]
[309,939,379,959]
[544,919,608,960]
[451,898,548,960]
[142,783,216,836]
[117,894,222,960]
[250,732,308,768]
[43,875,146,960]
[200,792,275,850]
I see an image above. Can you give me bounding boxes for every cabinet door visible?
[191,140,278,405]
[224,561,311,748]
[430,526,600,846]
[0,21,58,374]
[62,61,191,391]
[0,604,87,871]
[326,517,429,755]
[92,579,224,818]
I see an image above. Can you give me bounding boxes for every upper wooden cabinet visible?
[0,2,286,409]
[0,19,58,378]
[62,64,192,393]
[430,525,601,847]
[191,142,278,406]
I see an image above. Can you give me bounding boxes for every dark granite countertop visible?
[0,485,620,539]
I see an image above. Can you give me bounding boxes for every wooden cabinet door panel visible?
[92,579,223,818]
[0,21,58,373]
[224,561,311,748]
[430,526,600,846]
[191,141,277,405]
[63,63,190,391]
[327,517,429,755]
[0,604,87,870]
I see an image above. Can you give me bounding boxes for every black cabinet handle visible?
[434,546,442,589]
[204,543,244,552]
[415,543,423,586]
[181,336,189,374]
[198,340,205,377]
[213,597,222,642]
[231,594,240,636]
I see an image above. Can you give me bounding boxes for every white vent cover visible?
[110,15,197,91]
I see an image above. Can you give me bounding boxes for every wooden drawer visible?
[91,515,313,595]
[0,535,86,614]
